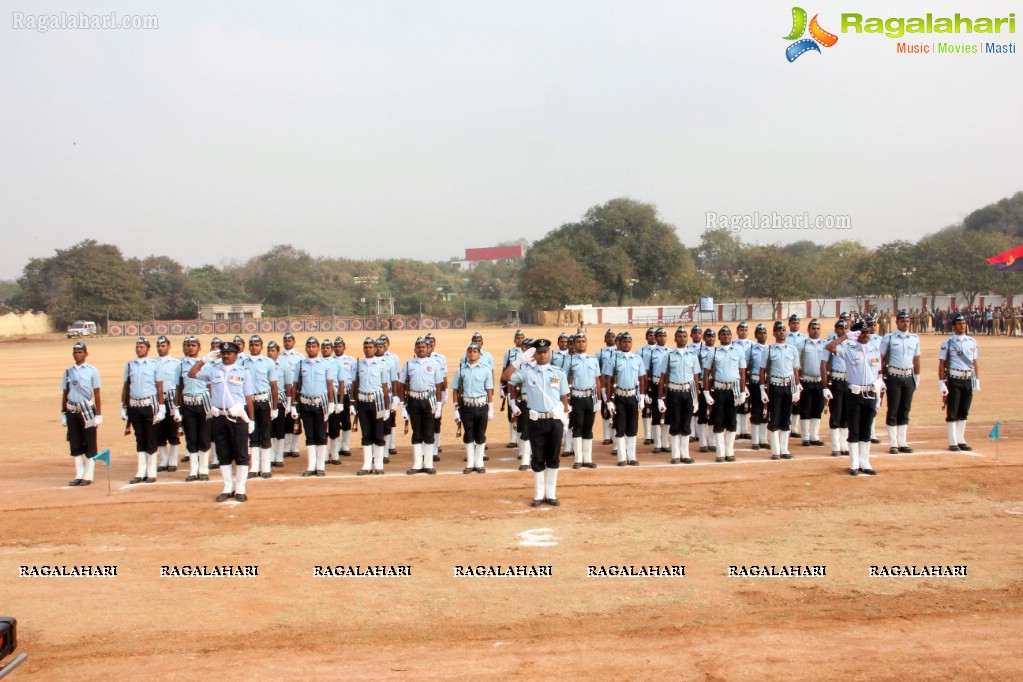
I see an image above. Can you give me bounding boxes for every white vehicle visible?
[66,321,98,338]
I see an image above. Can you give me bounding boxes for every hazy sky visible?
[2,0,1020,280]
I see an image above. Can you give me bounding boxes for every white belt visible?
[949,368,973,379]
[829,371,847,380]
[252,392,270,402]
[769,378,791,386]
[129,397,154,407]
[713,381,734,390]
[301,396,323,406]
[357,392,381,402]
[614,388,637,397]
[183,395,205,405]
[570,389,594,397]
[65,400,95,413]
[532,412,558,420]
[667,382,692,392]
[801,376,822,383]
[887,367,914,377]
[409,390,433,399]
[853,386,877,398]
[462,396,487,407]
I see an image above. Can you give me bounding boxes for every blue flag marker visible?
[988,422,1001,440]
[94,449,112,466]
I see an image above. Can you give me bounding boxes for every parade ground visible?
[1,324,1021,680]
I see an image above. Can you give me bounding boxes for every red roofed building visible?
[465,245,524,262]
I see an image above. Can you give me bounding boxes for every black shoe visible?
[771,454,780,460]
[424,468,437,475]
[388,449,398,455]
[383,457,390,465]
[802,440,810,447]
[406,468,420,475]
[328,459,341,465]
[483,455,489,461]
[859,468,877,476]
[315,470,325,477]
[790,432,800,438]
[433,455,440,462]
[708,446,717,452]
[725,456,735,462]
[463,468,474,474]
[643,439,653,445]
[751,444,760,451]
[167,466,177,473]
[682,458,694,464]
[199,474,209,481]
[530,499,543,507]
[841,451,850,457]
[181,455,190,462]
[948,445,960,452]
[561,451,571,458]
[810,440,825,446]
[143,477,156,483]
[261,472,272,479]
[506,442,517,449]
[848,469,859,476]
[185,475,198,482]
[889,447,899,454]
[584,462,597,468]
[628,460,639,466]
[545,498,560,506]
[69,479,83,486]
[80,480,92,486]
[285,452,300,458]
[870,438,881,444]
[235,493,248,502]
[699,446,709,453]
[373,469,385,476]
[572,463,583,469]
[301,470,316,477]
[519,465,530,471]
[611,450,618,456]
[957,443,972,451]
[272,461,284,468]
[781,453,793,459]
[899,446,913,453]
[355,469,371,476]
[340,450,352,457]
[716,456,725,463]
[157,466,169,472]
[602,439,613,445]
[215,492,235,502]
[831,451,841,457]
[209,462,220,470]
[617,461,627,467]
[437,446,443,453]
[475,467,486,474]
[247,472,258,479]
[670,458,681,464]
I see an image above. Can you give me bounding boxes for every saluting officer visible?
[880,310,921,454]
[596,329,618,445]
[121,337,165,484]
[760,322,800,460]
[353,337,391,475]
[453,342,494,473]
[503,339,570,507]
[188,341,257,501]
[938,312,980,451]
[566,332,600,469]
[604,332,647,466]
[62,341,103,486]
[655,327,701,464]
[293,337,337,478]
[798,320,827,447]
[746,324,769,451]
[155,335,183,475]
[824,319,883,475]
[399,337,444,475]
[243,335,279,479]
[178,336,213,482]
[703,326,747,463]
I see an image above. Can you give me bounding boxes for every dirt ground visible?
[1,323,1021,681]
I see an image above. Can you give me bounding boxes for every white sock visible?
[235,465,248,495]
[714,431,725,457]
[946,422,957,446]
[261,448,272,473]
[544,468,558,499]
[869,422,876,441]
[412,443,423,470]
[583,439,593,464]
[897,424,909,448]
[573,438,584,464]
[801,420,810,440]
[780,431,790,455]
[329,438,339,461]
[642,416,651,440]
[886,425,898,448]
[849,442,860,470]
[738,414,748,436]
[670,433,680,460]
[465,443,475,468]
[249,446,261,474]
[792,415,800,433]
[146,453,158,479]
[725,431,736,458]
[956,420,967,444]
[615,437,626,463]
[860,442,872,470]
[603,419,612,441]
[810,418,820,442]
[373,444,386,469]
[362,446,373,470]
[831,429,841,452]
[169,443,179,467]
[520,440,532,466]
[509,421,517,443]
[769,430,779,456]
[840,428,849,451]
[83,455,95,481]
[189,451,200,477]
[533,471,544,500]
[200,450,210,475]
[220,465,234,494]
[626,436,637,462]
[388,430,396,450]
[697,423,707,448]
[307,445,317,472]
[316,444,327,470]
[691,416,698,439]
[274,439,284,464]
[73,455,85,480]
[158,445,169,468]
[564,430,573,453]
[341,430,351,452]
[476,442,487,469]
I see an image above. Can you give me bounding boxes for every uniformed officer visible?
[880,311,921,454]
[798,320,827,447]
[279,332,304,458]
[786,314,807,439]
[604,332,647,465]
[453,343,494,473]
[398,337,443,475]
[746,324,769,451]
[461,332,495,369]
[154,335,183,475]
[596,329,618,445]
[566,332,600,469]
[503,339,570,507]
[553,333,576,458]
[864,316,883,444]
[510,336,536,470]
[333,337,357,459]
[703,326,747,463]
[266,341,289,469]
[637,327,657,445]
[938,312,980,451]
[62,341,103,486]
[424,333,448,464]
[320,339,343,465]
[696,328,717,453]
[377,334,402,456]
[824,320,884,475]
[121,337,165,484]
[178,336,212,482]
[760,322,800,460]
[243,335,279,479]
[646,328,669,453]
[188,341,256,501]
[207,337,223,470]
[352,337,391,475]
[688,325,704,444]
[824,317,851,457]
[732,322,754,441]
[502,330,526,448]
[293,337,337,477]
[655,327,701,464]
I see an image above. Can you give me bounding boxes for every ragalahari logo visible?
[784,7,838,61]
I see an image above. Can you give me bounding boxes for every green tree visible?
[742,245,806,316]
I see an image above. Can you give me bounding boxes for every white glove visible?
[334,402,343,415]
[487,403,495,420]
[248,421,255,435]
[290,406,299,420]
[499,385,506,399]
[350,404,357,417]
[270,408,279,420]
[850,384,861,395]
[760,386,768,403]
[792,386,802,403]
[510,402,522,417]
[657,398,666,413]
[172,407,182,423]
[607,400,616,415]
[703,390,714,406]
[211,407,222,417]
[974,379,981,393]
[391,396,401,409]
[433,403,443,419]
[327,402,336,416]
[511,347,536,369]
[822,388,833,400]
[845,331,861,342]
[692,400,700,414]
[120,405,128,421]
[600,388,608,402]
[564,405,572,415]
[61,413,67,427]
[95,414,103,426]
[227,403,247,421]
[440,390,448,404]
[877,378,887,393]
[154,405,166,424]
[453,408,462,423]
[913,374,920,390]
[733,392,745,407]
[401,405,409,421]
[202,350,221,363]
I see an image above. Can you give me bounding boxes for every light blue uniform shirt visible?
[762,344,799,378]
[180,357,209,396]
[298,357,335,399]
[461,350,495,370]
[356,357,390,395]
[124,357,161,399]
[800,338,826,378]
[833,340,882,387]
[400,357,444,393]
[880,332,921,370]
[733,338,753,367]
[824,333,847,373]
[655,348,701,385]
[452,362,493,398]
[430,351,449,378]
[638,343,657,372]
[597,346,619,376]
[551,349,571,372]
[786,331,808,355]
[748,343,768,379]
[647,345,668,379]
[281,348,303,384]
[157,356,182,396]
[508,363,569,412]
[336,354,357,385]
[63,363,101,403]
[195,361,255,410]
[567,353,600,391]
[503,347,522,370]
[245,354,278,393]
[938,334,979,372]
[382,351,401,383]
[703,344,746,383]
[606,352,644,390]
